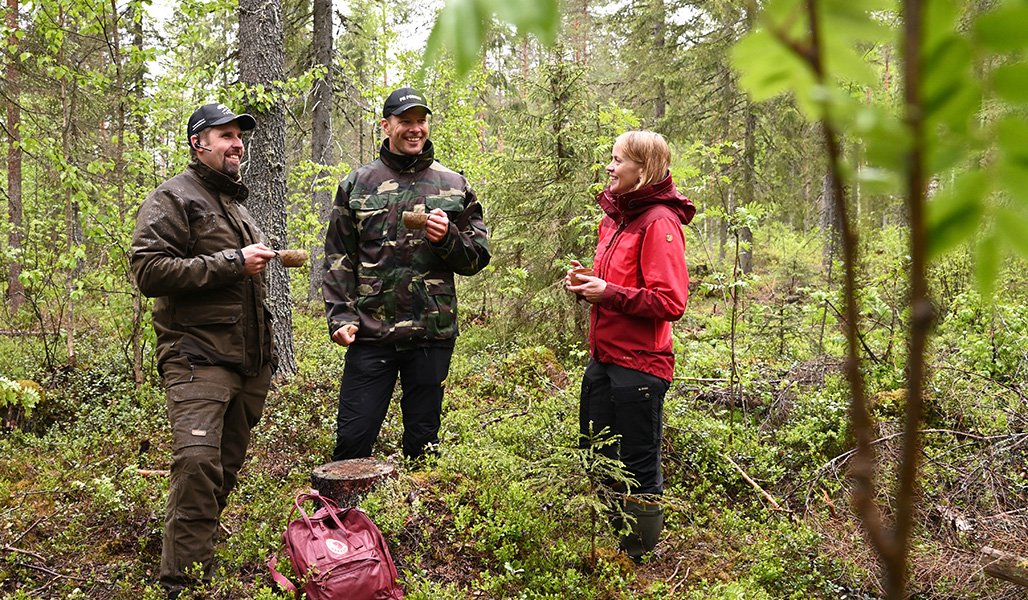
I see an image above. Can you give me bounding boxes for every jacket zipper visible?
[591,219,627,358]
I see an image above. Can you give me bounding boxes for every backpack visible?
[269,491,404,599]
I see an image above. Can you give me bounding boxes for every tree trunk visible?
[652,0,666,121]
[239,0,297,377]
[5,0,25,313]
[820,168,838,270]
[550,47,574,180]
[129,0,147,387]
[572,0,589,65]
[59,4,80,368]
[109,0,126,216]
[718,53,733,266]
[739,101,755,274]
[738,4,756,275]
[308,0,333,302]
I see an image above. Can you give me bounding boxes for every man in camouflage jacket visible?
[131,103,278,598]
[323,87,490,460]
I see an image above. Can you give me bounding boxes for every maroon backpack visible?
[269,491,404,599]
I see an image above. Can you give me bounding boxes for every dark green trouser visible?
[159,359,271,594]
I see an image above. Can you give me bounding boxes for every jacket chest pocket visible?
[189,212,239,255]
[424,193,465,218]
[349,193,392,240]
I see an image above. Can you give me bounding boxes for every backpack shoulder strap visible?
[268,554,300,598]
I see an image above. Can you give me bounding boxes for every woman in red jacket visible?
[565,130,694,561]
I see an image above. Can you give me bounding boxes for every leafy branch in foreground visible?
[422,0,560,76]
[732,0,1028,597]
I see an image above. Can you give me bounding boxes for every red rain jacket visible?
[589,173,695,381]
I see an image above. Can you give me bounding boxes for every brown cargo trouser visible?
[159,358,272,594]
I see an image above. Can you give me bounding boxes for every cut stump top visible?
[311,458,397,506]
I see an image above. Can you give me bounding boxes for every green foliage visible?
[732,0,1028,288]
[3,0,1028,597]
[3,299,1026,597]
[0,377,41,424]
[424,0,560,76]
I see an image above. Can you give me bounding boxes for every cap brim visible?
[208,113,257,131]
[389,103,432,117]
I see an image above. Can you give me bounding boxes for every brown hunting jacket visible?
[131,161,275,376]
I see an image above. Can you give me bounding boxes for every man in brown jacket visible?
[130,103,278,599]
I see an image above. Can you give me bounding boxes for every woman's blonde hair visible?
[614,130,671,190]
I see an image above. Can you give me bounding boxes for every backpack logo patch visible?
[326,538,348,556]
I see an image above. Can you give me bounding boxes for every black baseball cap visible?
[382,87,432,118]
[186,103,256,145]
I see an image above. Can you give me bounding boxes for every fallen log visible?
[720,452,791,514]
[311,458,397,507]
[981,546,1028,587]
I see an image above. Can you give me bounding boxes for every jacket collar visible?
[188,160,249,202]
[380,139,435,174]
[597,172,696,225]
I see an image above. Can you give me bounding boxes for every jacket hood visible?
[188,160,249,202]
[597,172,695,225]
[380,139,435,173]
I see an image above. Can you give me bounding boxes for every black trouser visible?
[333,343,453,460]
[579,360,669,496]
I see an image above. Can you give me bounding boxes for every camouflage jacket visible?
[131,161,274,376]
[323,140,490,346]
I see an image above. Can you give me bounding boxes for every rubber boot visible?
[619,500,663,563]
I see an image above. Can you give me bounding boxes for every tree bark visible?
[6,0,25,313]
[311,458,397,507]
[894,2,931,597]
[651,0,666,121]
[109,0,126,216]
[738,4,755,275]
[308,0,333,302]
[58,3,80,368]
[239,0,297,377]
[129,0,147,387]
[820,167,839,270]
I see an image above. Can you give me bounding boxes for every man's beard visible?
[221,158,241,178]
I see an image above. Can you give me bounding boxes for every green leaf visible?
[996,116,1028,165]
[731,30,816,109]
[823,36,876,86]
[492,0,559,45]
[922,37,977,127]
[424,0,487,77]
[856,105,909,172]
[762,0,807,37]
[423,0,560,77]
[926,137,973,177]
[822,0,894,45]
[975,5,1028,52]
[994,207,1028,258]
[974,232,1000,302]
[998,158,1028,206]
[927,170,987,259]
[922,0,960,54]
[992,62,1028,104]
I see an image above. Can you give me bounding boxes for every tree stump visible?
[311,458,397,507]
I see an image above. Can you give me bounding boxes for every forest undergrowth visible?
[1,229,1026,599]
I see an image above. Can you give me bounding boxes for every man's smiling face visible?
[194,122,245,178]
[382,107,429,156]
